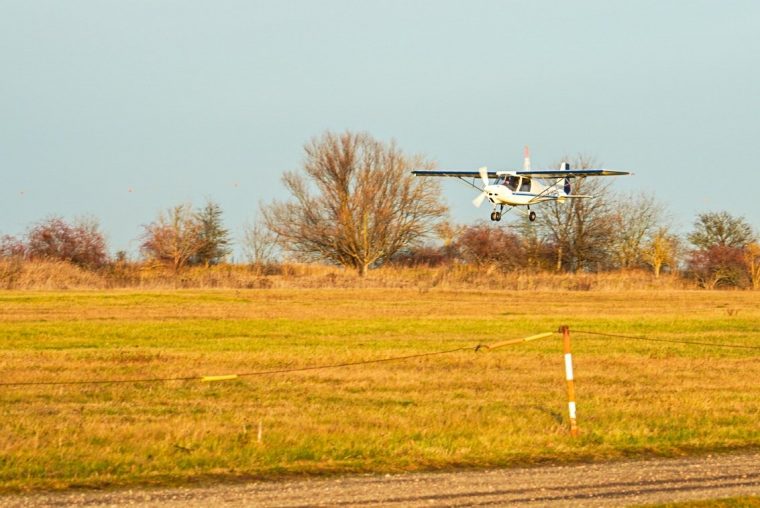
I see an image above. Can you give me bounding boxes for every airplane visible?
[413,147,631,222]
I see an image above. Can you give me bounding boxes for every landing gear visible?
[529,210,536,222]
[490,211,502,222]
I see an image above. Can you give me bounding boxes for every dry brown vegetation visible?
[0,259,697,291]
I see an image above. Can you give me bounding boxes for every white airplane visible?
[413,147,631,222]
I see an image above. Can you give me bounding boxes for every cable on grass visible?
[571,329,760,351]
[6,328,754,389]
[0,340,517,388]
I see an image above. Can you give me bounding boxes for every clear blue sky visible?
[2,1,758,257]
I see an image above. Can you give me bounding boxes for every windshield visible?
[504,175,519,191]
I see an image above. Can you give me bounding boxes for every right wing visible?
[515,169,630,178]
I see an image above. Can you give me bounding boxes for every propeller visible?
[472,166,490,207]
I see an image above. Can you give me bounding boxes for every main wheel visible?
[529,211,536,222]
[494,211,502,221]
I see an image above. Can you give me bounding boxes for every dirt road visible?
[6,452,759,507]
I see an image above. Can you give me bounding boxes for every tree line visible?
[1,130,759,289]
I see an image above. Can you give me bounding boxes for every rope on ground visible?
[571,329,760,351]
[0,333,550,388]
[7,328,753,389]
[475,332,553,351]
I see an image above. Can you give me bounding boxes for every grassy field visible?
[647,497,760,507]
[0,289,758,492]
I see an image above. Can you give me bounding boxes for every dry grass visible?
[0,259,694,291]
[0,289,758,492]
[644,497,760,507]
[0,259,108,290]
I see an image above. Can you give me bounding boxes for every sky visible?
[1,0,759,258]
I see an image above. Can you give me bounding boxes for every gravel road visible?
[5,452,759,507]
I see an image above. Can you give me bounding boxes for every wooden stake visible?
[561,325,579,437]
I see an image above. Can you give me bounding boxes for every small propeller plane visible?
[413,147,631,222]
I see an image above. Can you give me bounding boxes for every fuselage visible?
[483,172,564,206]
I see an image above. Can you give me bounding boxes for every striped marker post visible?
[560,325,579,437]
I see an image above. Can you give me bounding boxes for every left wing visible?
[412,170,499,178]
[516,169,630,178]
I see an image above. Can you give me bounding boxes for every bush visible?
[0,235,25,259]
[25,217,108,269]
[454,223,525,270]
[389,245,454,267]
[686,245,748,288]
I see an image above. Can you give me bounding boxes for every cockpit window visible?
[504,176,519,191]
[520,178,531,192]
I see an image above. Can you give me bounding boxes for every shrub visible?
[454,223,525,270]
[25,217,108,269]
[686,245,748,288]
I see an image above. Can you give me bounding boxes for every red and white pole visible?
[561,325,579,437]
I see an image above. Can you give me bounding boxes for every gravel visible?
[5,451,760,507]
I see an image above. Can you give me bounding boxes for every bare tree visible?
[688,211,755,250]
[533,155,616,272]
[140,204,204,273]
[262,131,448,276]
[643,227,680,277]
[242,217,279,265]
[511,215,554,271]
[434,220,463,250]
[610,192,667,269]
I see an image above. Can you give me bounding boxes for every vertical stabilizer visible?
[523,146,531,171]
[562,162,571,194]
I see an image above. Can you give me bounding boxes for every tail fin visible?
[523,146,531,171]
[561,162,571,194]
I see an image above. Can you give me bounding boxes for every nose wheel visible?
[490,211,502,221]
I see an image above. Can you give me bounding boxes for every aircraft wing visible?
[412,170,499,178]
[515,169,630,178]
